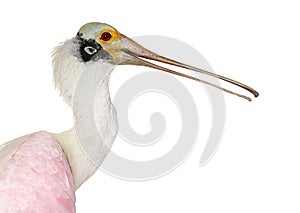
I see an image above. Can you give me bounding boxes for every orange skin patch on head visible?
[97,29,121,60]
[97,29,120,45]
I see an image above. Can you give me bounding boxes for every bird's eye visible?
[101,32,112,41]
[84,46,97,55]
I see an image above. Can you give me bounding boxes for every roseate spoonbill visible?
[0,22,259,212]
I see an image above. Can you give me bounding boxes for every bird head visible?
[53,22,258,105]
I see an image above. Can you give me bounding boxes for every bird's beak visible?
[117,34,259,101]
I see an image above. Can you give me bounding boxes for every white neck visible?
[52,39,118,189]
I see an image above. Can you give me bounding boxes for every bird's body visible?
[0,22,258,212]
[0,131,75,212]
[0,24,119,212]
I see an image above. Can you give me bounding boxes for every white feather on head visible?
[52,39,85,106]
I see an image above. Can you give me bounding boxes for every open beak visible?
[117,34,259,101]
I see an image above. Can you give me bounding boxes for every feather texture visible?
[52,39,118,189]
[0,131,75,213]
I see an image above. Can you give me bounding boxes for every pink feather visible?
[0,131,75,212]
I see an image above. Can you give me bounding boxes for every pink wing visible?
[0,131,75,213]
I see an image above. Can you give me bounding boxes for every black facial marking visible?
[76,33,113,62]
[77,34,103,62]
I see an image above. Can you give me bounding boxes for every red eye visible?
[101,32,112,41]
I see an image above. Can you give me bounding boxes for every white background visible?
[0,0,299,212]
